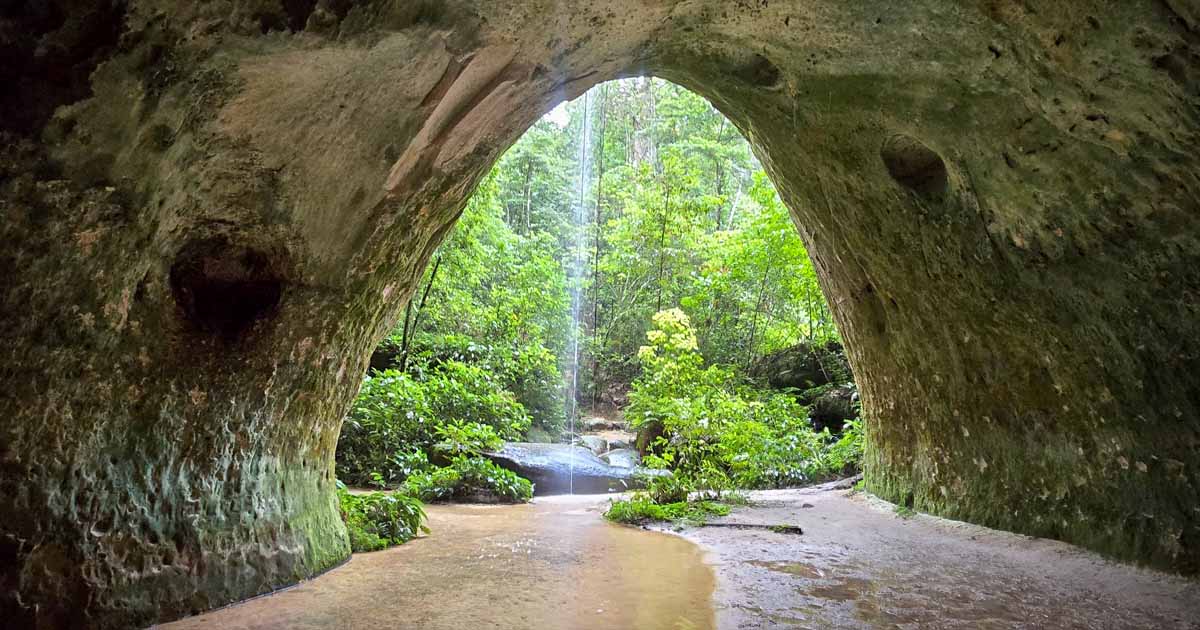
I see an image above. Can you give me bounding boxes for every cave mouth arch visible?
[2,3,1197,627]
[338,74,855,499]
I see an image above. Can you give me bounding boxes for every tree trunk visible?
[654,183,671,313]
[521,158,533,235]
[745,261,772,370]
[399,257,442,372]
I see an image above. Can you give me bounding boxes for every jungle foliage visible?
[337,482,430,553]
[605,311,863,524]
[335,78,858,508]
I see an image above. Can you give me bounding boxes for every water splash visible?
[565,90,595,495]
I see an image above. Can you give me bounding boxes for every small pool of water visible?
[159,495,715,630]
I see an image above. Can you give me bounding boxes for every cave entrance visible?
[6,3,1199,628]
[334,76,857,521]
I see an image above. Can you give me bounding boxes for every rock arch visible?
[1,1,1197,626]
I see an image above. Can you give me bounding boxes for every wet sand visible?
[669,482,1200,629]
[159,484,1200,629]
[158,495,714,630]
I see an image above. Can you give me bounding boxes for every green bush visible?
[825,417,865,475]
[337,373,434,487]
[403,456,533,503]
[336,363,536,503]
[337,482,429,553]
[604,496,730,525]
[630,309,864,492]
[337,363,531,489]
[420,361,531,440]
[643,472,691,504]
[413,335,566,435]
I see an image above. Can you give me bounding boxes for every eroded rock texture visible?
[1,1,1197,626]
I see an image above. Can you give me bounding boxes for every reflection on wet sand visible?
[159,495,714,630]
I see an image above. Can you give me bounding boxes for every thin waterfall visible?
[565,90,595,494]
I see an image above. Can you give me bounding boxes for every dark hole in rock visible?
[1153,52,1191,88]
[282,0,317,31]
[170,240,283,342]
[739,53,783,88]
[880,134,949,196]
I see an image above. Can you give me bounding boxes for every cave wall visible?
[1,0,1197,626]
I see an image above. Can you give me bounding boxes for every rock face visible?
[750,341,858,432]
[1,1,1198,627]
[485,443,661,494]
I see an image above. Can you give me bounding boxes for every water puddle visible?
[159,496,714,630]
[746,560,826,579]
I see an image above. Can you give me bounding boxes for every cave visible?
[1,1,1198,627]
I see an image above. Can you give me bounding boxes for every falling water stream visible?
[565,90,595,495]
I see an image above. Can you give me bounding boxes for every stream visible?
[159,495,714,630]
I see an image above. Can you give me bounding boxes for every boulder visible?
[601,448,641,469]
[576,435,608,454]
[606,437,633,451]
[583,417,626,432]
[486,443,665,495]
[749,341,851,393]
[809,385,857,433]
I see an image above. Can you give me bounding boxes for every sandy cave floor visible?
[159,484,1200,630]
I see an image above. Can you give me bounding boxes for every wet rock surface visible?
[575,435,609,455]
[486,442,663,494]
[601,448,641,469]
[668,484,1200,629]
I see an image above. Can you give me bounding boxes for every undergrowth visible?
[604,495,731,526]
[337,482,430,552]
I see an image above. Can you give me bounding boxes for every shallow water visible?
[159,495,714,630]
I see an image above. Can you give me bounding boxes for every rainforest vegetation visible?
[335,79,861,548]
